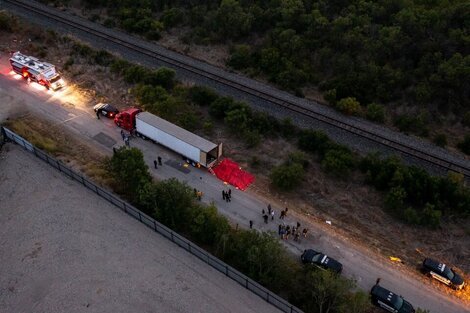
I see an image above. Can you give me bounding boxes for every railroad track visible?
[4,0,470,179]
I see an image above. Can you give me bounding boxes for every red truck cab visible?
[114,108,141,131]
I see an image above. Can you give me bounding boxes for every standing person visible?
[227,192,231,202]
[280,210,285,219]
[225,191,230,203]
[294,232,300,242]
[153,160,158,169]
[271,209,275,220]
[285,207,289,216]
[280,226,285,239]
[197,190,202,201]
[125,136,130,147]
[249,220,253,229]
[302,228,308,238]
[267,204,272,215]
[96,109,101,119]
[262,209,265,216]
[158,156,162,166]
[297,222,301,229]
[120,130,125,140]
[222,190,226,201]
[263,214,269,224]
[228,188,231,198]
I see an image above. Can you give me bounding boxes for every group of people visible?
[279,223,308,242]
[153,156,163,169]
[222,189,232,202]
[261,204,275,224]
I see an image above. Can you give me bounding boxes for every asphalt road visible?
[0,55,468,313]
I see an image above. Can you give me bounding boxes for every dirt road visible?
[0,55,468,313]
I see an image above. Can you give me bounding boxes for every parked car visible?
[370,280,415,313]
[94,103,119,118]
[300,249,343,274]
[422,258,465,290]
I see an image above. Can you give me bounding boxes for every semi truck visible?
[9,51,65,91]
[114,108,222,168]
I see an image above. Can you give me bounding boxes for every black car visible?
[422,258,465,290]
[301,249,343,274]
[371,282,415,313]
[94,103,119,118]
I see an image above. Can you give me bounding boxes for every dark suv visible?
[301,249,343,274]
[422,258,465,290]
[370,282,415,313]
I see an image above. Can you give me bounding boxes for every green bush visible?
[421,203,442,229]
[93,49,114,66]
[270,163,304,191]
[0,11,16,32]
[403,207,420,224]
[242,129,261,148]
[145,67,176,90]
[297,130,332,157]
[224,107,251,132]
[366,103,385,123]
[189,85,219,106]
[385,186,407,212]
[321,148,355,177]
[178,111,201,131]
[336,97,361,115]
[161,7,185,29]
[433,133,447,147]
[463,112,470,127]
[324,89,337,105]
[457,135,470,155]
[228,44,252,70]
[209,97,235,119]
[394,113,429,137]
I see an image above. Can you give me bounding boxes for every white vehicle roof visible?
[9,51,58,79]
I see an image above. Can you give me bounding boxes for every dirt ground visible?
[1,13,469,301]
[0,144,281,313]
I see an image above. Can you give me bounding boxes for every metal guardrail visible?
[0,126,303,313]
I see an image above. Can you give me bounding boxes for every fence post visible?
[245,278,248,289]
[225,265,228,276]
[153,220,157,231]
[123,202,127,213]
[267,292,270,303]
[138,212,142,222]
[81,176,85,186]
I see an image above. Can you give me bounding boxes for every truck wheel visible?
[141,135,146,140]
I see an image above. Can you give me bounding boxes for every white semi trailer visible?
[114,109,222,168]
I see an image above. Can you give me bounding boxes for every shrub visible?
[93,49,114,66]
[178,111,200,131]
[270,163,304,191]
[321,148,355,177]
[324,88,337,105]
[288,151,309,169]
[421,203,441,228]
[385,186,407,212]
[297,130,332,157]
[242,130,261,148]
[403,207,420,224]
[457,135,470,155]
[394,113,429,137]
[227,44,252,70]
[336,97,361,115]
[433,133,447,147]
[110,59,132,75]
[209,97,235,119]
[279,118,297,138]
[0,11,16,32]
[161,7,185,29]
[144,67,176,89]
[189,85,219,106]
[463,111,470,127]
[366,103,385,123]
[202,120,214,135]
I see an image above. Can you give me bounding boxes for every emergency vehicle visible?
[9,51,65,90]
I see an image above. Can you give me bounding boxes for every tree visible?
[107,147,152,198]
[153,178,194,230]
[224,108,250,132]
[214,0,253,39]
[188,204,231,246]
[209,96,235,119]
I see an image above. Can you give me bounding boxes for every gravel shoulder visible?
[0,144,281,313]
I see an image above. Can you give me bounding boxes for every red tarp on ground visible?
[212,158,255,191]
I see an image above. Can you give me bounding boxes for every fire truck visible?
[9,51,65,91]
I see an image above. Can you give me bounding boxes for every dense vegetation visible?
[107,147,371,313]
[74,0,470,133]
[67,40,470,228]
